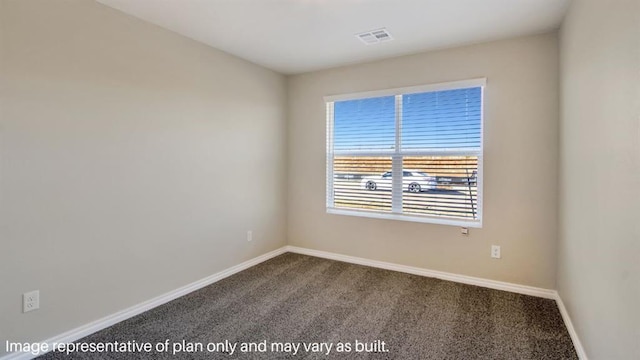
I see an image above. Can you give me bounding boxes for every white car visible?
[360,170,437,193]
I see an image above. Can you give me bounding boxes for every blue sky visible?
[333,87,481,152]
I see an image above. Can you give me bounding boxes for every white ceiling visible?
[97,0,571,75]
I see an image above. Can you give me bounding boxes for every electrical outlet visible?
[491,245,501,259]
[23,290,39,313]
[247,230,253,242]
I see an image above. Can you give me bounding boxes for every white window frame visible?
[325,78,486,228]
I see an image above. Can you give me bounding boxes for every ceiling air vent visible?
[356,28,393,45]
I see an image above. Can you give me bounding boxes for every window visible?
[325,79,485,227]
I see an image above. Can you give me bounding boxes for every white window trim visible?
[324,78,486,103]
[325,78,486,228]
[327,208,484,228]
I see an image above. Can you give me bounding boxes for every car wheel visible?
[408,182,421,193]
[366,181,377,191]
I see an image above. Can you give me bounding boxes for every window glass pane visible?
[334,96,395,152]
[402,156,479,219]
[402,88,481,151]
[327,82,484,225]
[333,156,392,212]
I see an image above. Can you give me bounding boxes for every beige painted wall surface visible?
[0,0,286,353]
[288,33,559,289]
[558,0,640,358]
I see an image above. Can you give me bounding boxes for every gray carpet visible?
[38,253,577,359]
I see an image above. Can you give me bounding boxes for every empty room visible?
[1,0,638,359]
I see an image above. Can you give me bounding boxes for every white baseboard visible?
[2,245,587,360]
[1,246,288,360]
[286,245,588,359]
[285,246,557,298]
[554,293,588,360]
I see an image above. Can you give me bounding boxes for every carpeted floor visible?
[38,253,577,359]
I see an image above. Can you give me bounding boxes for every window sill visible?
[326,208,483,228]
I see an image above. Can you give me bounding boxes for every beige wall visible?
[558,0,640,358]
[0,0,287,354]
[287,33,560,288]
[8,0,639,357]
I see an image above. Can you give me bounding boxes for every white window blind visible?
[326,79,485,227]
